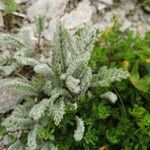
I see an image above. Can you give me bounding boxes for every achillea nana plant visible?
[0,16,129,149]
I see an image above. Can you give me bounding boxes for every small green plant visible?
[1,13,149,149]
[1,0,16,14]
[144,0,150,5]
[89,18,150,149]
[0,125,5,139]
[0,15,129,149]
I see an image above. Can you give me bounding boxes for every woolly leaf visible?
[4,79,37,96]
[0,64,17,76]
[30,88,68,121]
[74,116,85,141]
[92,66,130,87]
[26,125,39,150]
[63,52,91,78]
[14,51,39,67]
[29,98,49,121]
[52,22,72,73]
[75,25,96,57]
[2,104,33,130]
[52,99,66,126]
[44,80,52,96]
[0,33,25,49]
[80,67,92,92]
[34,64,53,76]
[100,91,118,103]
[65,75,80,94]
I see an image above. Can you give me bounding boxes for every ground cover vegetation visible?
[0,15,149,150]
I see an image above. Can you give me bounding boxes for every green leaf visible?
[93,102,110,119]
[0,125,5,139]
[37,128,55,141]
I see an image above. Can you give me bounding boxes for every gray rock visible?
[61,0,93,30]
[44,17,58,40]
[0,1,5,10]
[44,0,94,39]
[97,3,106,11]
[0,142,4,150]
[27,0,69,21]
[119,19,132,32]
[123,1,135,12]
[94,22,108,31]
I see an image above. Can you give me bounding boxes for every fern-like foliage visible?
[2,102,34,130]
[92,66,130,87]
[0,21,129,148]
[4,79,37,96]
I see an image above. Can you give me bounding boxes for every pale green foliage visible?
[35,14,45,45]
[2,103,34,130]
[8,141,24,150]
[26,125,39,150]
[14,51,39,67]
[29,88,68,123]
[52,22,73,74]
[1,21,130,148]
[29,98,49,121]
[4,79,37,96]
[0,47,15,76]
[35,14,44,33]
[74,116,85,141]
[0,27,34,54]
[0,33,25,49]
[0,27,37,73]
[80,67,92,92]
[0,50,11,65]
[34,64,53,76]
[0,64,17,76]
[51,99,65,126]
[44,80,52,96]
[100,91,118,103]
[65,76,80,94]
[92,66,130,87]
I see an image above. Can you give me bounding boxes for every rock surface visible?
[43,0,94,39]
[61,0,93,30]
[25,0,150,39]
[97,3,106,11]
[0,142,4,150]
[27,0,69,21]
